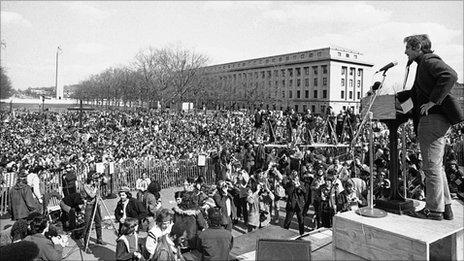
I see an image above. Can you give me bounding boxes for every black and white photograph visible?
[0,1,463,260]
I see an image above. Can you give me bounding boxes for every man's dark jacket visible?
[397,53,463,133]
[114,197,148,222]
[283,180,307,211]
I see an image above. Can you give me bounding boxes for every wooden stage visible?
[333,199,464,260]
[231,226,334,261]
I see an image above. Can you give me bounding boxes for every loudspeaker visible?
[256,239,311,261]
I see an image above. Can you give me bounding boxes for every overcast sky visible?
[1,1,463,94]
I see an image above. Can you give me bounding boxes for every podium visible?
[333,199,464,260]
[360,94,414,214]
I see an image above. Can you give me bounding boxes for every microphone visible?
[371,81,382,91]
[376,61,398,73]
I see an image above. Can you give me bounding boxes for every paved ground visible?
[0,186,321,261]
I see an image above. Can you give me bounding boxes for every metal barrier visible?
[0,157,215,217]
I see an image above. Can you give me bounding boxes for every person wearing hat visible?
[8,170,40,220]
[114,186,147,234]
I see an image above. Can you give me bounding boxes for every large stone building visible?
[451,82,464,111]
[203,46,374,114]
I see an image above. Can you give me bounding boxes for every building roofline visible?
[204,46,367,69]
[204,58,373,74]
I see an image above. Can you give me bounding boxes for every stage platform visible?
[333,199,464,260]
[232,226,334,261]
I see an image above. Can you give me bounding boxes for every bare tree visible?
[133,45,208,108]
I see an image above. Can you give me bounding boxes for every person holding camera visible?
[282,171,307,235]
[266,162,284,224]
[212,180,237,231]
[83,171,105,247]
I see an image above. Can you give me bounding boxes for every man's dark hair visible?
[155,208,173,224]
[0,241,39,261]
[404,34,433,53]
[179,191,199,210]
[207,207,223,228]
[29,215,48,234]
[10,219,28,241]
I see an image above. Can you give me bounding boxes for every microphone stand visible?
[352,71,388,218]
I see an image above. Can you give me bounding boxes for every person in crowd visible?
[116,217,144,261]
[151,221,188,261]
[62,164,77,198]
[310,169,325,228]
[283,171,306,235]
[336,180,366,213]
[233,166,249,225]
[59,191,85,232]
[10,219,29,243]
[23,215,66,261]
[26,166,43,209]
[144,181,162,229]
[212,180,237,231]
[198,207,234,261]
[136,172,151,202]
[0,240,40,261]
[319,175,337,228]
[145,208,174,260]
[446,160,464,195]
[301,162,314,217]
[257,171,274,228]
[246,179,261,232]
[115,186,148,233]
[83,172,105,246]
[267,161,285,224]
[398,34,463,221]
[172,190,207,252]
[9,170,40,220]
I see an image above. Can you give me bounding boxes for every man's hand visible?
[119,218,125,223]
[420,101,436,116]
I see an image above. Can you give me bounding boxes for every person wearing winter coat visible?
[8,170,40,220]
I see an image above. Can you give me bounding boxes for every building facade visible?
[451,82,464,111]
[203,46,374,114]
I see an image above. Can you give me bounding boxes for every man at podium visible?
[397,34,463,221]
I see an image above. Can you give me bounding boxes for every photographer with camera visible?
[212,180,237,231]
[83,171,106,247]
[266,161,284,224]
[282,170,307,235]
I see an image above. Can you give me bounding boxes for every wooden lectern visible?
[360,94,414,214]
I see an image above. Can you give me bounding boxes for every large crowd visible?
[1,107,463,261]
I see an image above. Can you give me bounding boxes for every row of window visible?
[283,90,327,99]
[341,78,362,87]
[337,52,358,59]
[218,65,329,82]
[341,67,363,77]
[340,90,361,100]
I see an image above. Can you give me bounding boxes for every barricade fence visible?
[0,157,215,216]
